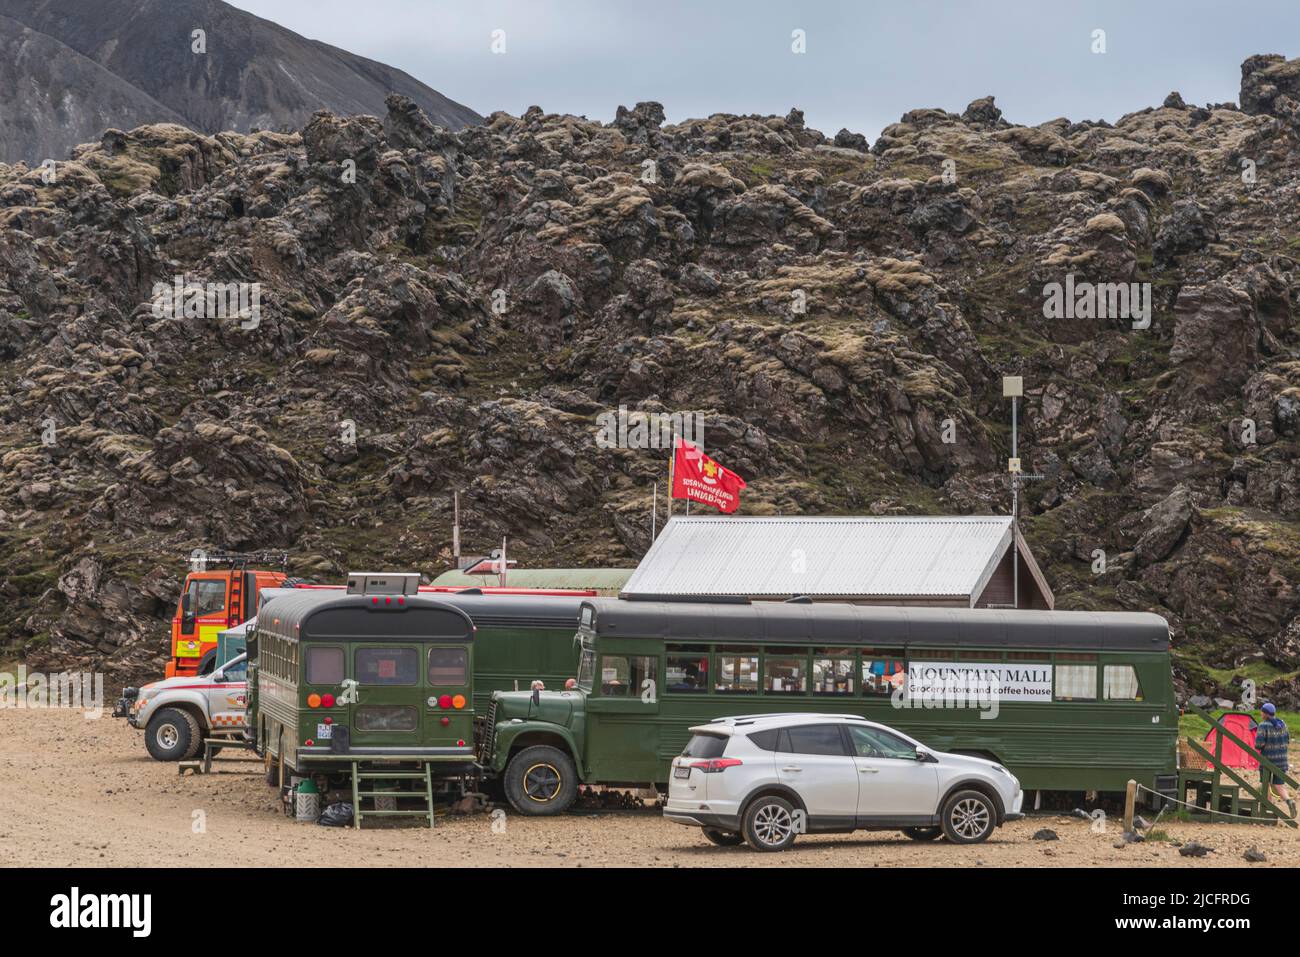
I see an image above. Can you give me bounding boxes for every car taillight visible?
[689,758,743,773]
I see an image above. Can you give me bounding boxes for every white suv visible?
[665,713,1023,851]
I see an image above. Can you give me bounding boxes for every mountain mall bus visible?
[477,598,1179,815]
[251,591,478,783]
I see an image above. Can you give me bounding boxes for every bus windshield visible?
[577,638,596,691]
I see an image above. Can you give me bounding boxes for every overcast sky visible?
[230,0,1299,139]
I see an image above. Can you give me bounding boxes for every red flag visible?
[671,437,746,513]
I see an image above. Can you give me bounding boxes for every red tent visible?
[1204,712,1259,769]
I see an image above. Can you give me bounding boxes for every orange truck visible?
[166,551,290,677]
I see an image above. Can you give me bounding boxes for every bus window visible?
[813,650,855,694]
[764,649,808,694]
[306,647,344,685]
[666,645,709,693]
[599,655,657,697]
[861,650,905,696]
[1055,653,1097,701]
[355,647,419,685]
[715,648,758,693]
[428,647,467,685]
[1104,665,1144,701]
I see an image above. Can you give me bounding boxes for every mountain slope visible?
[1,57,1299,709]
[0,13,190,164]
[0,0,481,163]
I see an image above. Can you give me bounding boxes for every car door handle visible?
[859,767,880,773]
[781,765,803,772]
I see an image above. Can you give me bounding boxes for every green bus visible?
[477,598,1179,815]
[251,591,477,785]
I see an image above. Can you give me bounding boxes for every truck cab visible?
[167,552,288,678]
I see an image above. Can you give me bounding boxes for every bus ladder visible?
[350,762,435,829]
[1175,703,1299,828]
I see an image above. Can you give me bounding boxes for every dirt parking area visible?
[2,708,1299,867]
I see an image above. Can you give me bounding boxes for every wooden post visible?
[1124,779,1136,832]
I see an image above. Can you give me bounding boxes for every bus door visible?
[584,640,661,782]
[175,573,232,673]
[348,644,424,749]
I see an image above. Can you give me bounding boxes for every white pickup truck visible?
[113,653,249,761]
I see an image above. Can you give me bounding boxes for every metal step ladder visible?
[350,762,435,829]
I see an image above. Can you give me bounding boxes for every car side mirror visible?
[212,670,224,683]
[915,747,937,763]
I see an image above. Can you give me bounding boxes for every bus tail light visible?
[322,693,335,708]
[307,693,321,708]
[689,758,743,773]
[438,694,452,709]
[452,694,466,709]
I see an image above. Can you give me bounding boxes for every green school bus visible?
[251,591,477,782]
[477,598,1179,815]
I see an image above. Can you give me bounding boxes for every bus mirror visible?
[181,592,191,615]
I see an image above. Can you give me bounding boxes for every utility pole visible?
[1003,376,1043,608]
[452,491,461,567]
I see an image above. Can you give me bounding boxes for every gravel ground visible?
[2,708,1298,867]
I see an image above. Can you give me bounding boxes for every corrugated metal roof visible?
[621,516,1015,600]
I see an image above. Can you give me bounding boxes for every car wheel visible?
[701,828,745,847]
[940,789,997,844]
[902,826,943,841]
[145,708,200,762]
[504,745,578,815]
[742,795,799,852]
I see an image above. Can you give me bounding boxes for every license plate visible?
[316,723,333,739]
[673,766,690,779]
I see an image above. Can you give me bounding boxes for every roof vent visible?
[346,572,420,596]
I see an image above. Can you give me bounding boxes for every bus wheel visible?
[702,828,745,847]
[940,790,996,845]
[145,708,200,762]
[504,746,578,815]
[902,826,943,841]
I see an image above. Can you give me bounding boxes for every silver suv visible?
[664,713,1024,851]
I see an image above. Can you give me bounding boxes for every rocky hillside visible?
[3,55,1300,701]
[0,0,481,164]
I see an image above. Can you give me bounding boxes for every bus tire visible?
[902,826,943,841]
[504,746,578,815]
[702,828,745,847]
[145,708,201,762]
[940,789,997,845]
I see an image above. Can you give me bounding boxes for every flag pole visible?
[651,482,657,541]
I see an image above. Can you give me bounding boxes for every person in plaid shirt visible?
[1255,703,1295,818]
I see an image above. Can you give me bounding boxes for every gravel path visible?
[1,708,1297,867]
